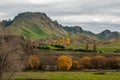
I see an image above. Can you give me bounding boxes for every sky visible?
[0,0,120,33]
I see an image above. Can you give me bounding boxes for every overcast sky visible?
[0,0,120,33]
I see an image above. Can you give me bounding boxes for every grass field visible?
[3,72,120,80]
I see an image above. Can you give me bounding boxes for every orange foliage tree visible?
[29,55,40,70]
[58,56,72,71]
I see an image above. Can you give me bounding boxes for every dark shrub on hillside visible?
[114,49,120,53]
[37,46,50,49]
[51,44,65,49]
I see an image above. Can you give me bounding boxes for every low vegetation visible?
[0,35,120,80]
[4,72,120,80]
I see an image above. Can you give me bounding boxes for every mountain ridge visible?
[0,12,120,41]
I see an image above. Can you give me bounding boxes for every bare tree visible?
[93,43,97,52]
[0,35,28,80]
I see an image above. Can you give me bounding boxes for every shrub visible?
[71,60,80,70]
[52,44,65,49]
[29,55,40,70]
[57,56,72,71]
[79,56,92,69]
[107,57,120,69]
[91,56,107,69]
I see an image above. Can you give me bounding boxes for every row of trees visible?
[52,37,71,46]
[28,55,120,71]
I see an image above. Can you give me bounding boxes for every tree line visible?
[29,55,120,71]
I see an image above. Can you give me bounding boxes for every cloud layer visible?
[0,0,120,33]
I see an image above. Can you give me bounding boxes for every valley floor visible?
[3,71,120,80]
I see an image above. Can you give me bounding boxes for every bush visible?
[79,56,92,69]
[57,56,72,71]
[107,57,120,69]
[29,55,40,70]
[71,60,80,70]
[91,56,107,69]
[51,44,65,49]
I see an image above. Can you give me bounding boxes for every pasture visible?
[3,71,120,80]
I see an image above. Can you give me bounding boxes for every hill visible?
[63,26,120,41]
[0,12,120,43]
[97,30,120,40]
[0,12,97,44]
[0,12,68,40]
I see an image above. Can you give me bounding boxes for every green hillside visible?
[0,12,120,46]
[97,39,120,52]
[2,12,68,40]
[0,12,97,44]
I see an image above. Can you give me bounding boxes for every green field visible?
[3,72,120,80]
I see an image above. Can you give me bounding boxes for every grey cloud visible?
[0,0,120,32]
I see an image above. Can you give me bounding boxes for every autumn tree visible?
[91,56,107,69]
[79,56,92,69]
[52,40,58,45]
[107,57,120,69]
[71,60,80,70]
[57,56,72,71]
[61,36,65,45]
[66,38,71,45]
[29,55,40,70]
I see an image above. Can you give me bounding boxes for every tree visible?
[91,56,107,69]
[79,56,92,69]
[58,56,72,71]
[93,43,97,52]
[107,57,120,69]
[85,44,89,51]
[72,60,80,70]
[0,35,26,80]
[66,38,71,45]
[29,55,40,70]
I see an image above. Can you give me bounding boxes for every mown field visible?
[2,72,120,80]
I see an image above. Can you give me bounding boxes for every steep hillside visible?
[0,12,97,44]
[0,12,68,40]
[0,12,120,43]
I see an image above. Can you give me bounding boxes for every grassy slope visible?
[3,72,120,80]
[97,39,120,52]
[5,17,67,40]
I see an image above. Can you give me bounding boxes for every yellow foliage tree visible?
[66,38,71,45]
[58,56,72,71]
[59,39,63,45]
[52,40,57,44]
[29,55,40,70]
[61,36,65,44]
